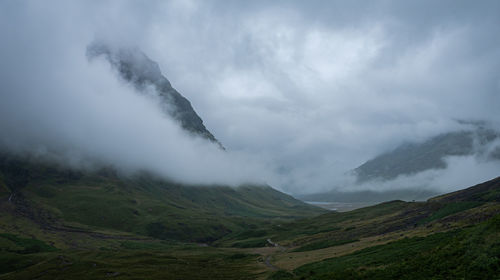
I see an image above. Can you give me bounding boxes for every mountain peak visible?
[86,42,224,149]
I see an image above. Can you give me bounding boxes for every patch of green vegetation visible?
[293,239,359,252]
[234,229,268,239]
[301,226,342,235]
[0,249,262,280]
[419,201,482,224]
[482,188,500,201]
[0,233,57,254]
[293,215,500,279]
[0,174,10,197]
[261,200,412,243]
[231,238,268,248]
[295,231,456,277]
[269,270,295,279]
[0,233,58,274]
[225,253,257,260]
[0,252,46,275]
[31,185,57,198]
[119,240,173,251]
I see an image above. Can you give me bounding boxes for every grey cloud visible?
[1,0,499,195]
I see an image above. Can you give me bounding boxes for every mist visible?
[0,1,269,186]
[1,1,500,195]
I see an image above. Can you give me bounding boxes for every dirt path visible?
[264,255,279,271]
[267,238,287,250]
[263,239,286,271]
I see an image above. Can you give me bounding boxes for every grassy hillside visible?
[292,217,500,279]
[262,177,500,279]
[0,154,323,244]
[1,153,499,279]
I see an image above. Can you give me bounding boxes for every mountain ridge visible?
[86,42,224,148]
[353,125,500,183]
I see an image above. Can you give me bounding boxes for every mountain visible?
[86,42,223,148]
[2,154,499,279]
[0,153,323,244]
[299,123,500,205]
[353,124,500,183]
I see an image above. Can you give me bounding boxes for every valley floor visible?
[2,200,500,279]
[304,201,377,212]
[1,160,500,279]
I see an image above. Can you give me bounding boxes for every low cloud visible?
[337,155,500,196]
[1,1,499,195]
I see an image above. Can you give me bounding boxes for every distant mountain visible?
[299,123,500,204]
[87,42,223,148]
[353,125,500,183]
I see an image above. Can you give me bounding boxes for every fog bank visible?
[1,1,499,194]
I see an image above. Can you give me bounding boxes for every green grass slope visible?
[2,152,500,279]
[0,154,324,244]
[0,154,325,279]
[262,177,500,279]
[292,215,500,279]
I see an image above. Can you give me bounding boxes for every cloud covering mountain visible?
[0,0,499,194]
[86,42,223,147]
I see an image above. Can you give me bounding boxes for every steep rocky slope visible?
[87,42,223,147]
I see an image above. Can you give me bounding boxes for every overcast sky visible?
[1,0,499,194]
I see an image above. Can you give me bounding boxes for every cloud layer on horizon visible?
[0,0,499,194]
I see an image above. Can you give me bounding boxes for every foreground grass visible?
[292,239,359,252]
[0,236,264,280]
[289,214,500,279]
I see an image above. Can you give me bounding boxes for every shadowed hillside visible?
[0,154,323,244]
